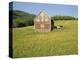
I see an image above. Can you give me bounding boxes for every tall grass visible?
[13,20,78,58]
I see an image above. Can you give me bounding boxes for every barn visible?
[34,11,54,32]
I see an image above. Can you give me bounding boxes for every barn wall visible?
[34,11,51,32]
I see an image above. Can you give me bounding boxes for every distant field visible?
[13,20,78,58]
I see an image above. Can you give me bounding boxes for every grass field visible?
[13,20,78,58]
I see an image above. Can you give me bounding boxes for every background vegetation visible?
[51,16,78,20]
[10,10,78,28]
[11,10,35,28]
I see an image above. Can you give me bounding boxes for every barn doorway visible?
[51,19,54,31]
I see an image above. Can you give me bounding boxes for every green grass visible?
[13,20,78,58]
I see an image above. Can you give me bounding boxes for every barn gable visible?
[34,11,51,32]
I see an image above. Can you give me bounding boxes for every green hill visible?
[10,10,35,27]
[13,10,35,19]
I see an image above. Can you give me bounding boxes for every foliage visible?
[10,10,35,28]
[10,10,78,28]
[51,16,78,20]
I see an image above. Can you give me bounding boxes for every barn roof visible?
[34,10,51,20]
[38,10,50,17]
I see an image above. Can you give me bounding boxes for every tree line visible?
[51,16,78,20]
[10,10,35,28]
[10,10,78,28]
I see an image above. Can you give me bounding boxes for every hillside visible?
[9,10,36,27]
[12,10,35,19]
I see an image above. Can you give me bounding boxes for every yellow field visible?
[13,20,78,58]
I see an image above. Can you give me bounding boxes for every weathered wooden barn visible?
[34,11,54,32]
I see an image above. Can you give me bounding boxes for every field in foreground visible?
[13,20,78,58]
